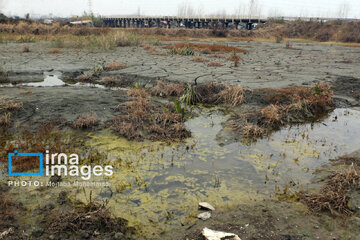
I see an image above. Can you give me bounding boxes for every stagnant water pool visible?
[7,107,360,237]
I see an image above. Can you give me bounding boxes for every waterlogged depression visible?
[85,107,360,235]
[6,107,360,237]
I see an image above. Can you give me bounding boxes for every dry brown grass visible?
[48,200,130,235]
[141,43,166,56]
[0,21,109,36]
[192,56,208,62]
[0,112,11,127]
[112,88,190,141]
[163,43,248,53]
[208,61,223,67]
[217,85,244,106]
[301,165,360,215]
[102,75,132,88]
[47,48,63,54]
[104,62,127,71]
[228,54,241,67]
[0,99,23,111]
[242,124,264,138]
[75,74,93,83]
[1,122,69,172]
[19,88,33,94]
[149,80,185,98]
[261,104,281,124]
[233,82,334,139]
[73,112,99,129]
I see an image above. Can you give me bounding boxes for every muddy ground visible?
[1,39,360,240]
[1,40,360,88]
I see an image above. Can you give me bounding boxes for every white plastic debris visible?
[199,202,215,211]
[202,227,241,240]
[197,212,211,220]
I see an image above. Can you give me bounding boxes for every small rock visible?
[199,202,215,211]
[197,212,211,221]
[202,227,241,240]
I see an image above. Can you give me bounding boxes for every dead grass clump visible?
[73,112,99,129]
[140,43,167,56]
[1,122,69,172]
[75,74,94,83]
[49,200,130,235]
[228,54,241,67]
[102,75,131,88]
[201,48,212,54]
[149,80,185,98]
[47,48,63,54]
[261,104,281,125]
[164,43,248,54]
[148,47,167,56]
[104,62,127,71]
[0,99,23,111]
[112,89,190,141]
[0,112,11,127]
[233,82,334,140]
[217,85,244,106]
[301,165,360,215]
[192,56,208,62]
[0,192,23,230]
[242,124,264,138]
[208,61,223,67]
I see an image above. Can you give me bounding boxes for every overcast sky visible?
[0,0,359,18]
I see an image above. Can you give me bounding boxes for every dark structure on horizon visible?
[102,16,267,30]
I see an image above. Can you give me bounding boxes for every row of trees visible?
[176,0,353,19]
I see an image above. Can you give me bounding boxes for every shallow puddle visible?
[8,108,360,237]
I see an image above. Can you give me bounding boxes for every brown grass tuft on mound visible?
[234,82,334,139]
[47,48,63,54]
[149,80,185,98]
[301,165,360,215]
[112,89,190,141]
[73,112,99,129]
[104,62,127,71]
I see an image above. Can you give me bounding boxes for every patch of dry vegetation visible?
[149,80,185,98]
[102,75,131,88]
[149,81,244,107]
[73,112,99,129]
[48,199,132,237]
[217,85,244,106]
[0,21,109,36]
[164,43,248,53]
[1,122,70,172]
[47,48,63,54]
[301,165,360,215]
[104,62,127,71]
[208,61,223,67]
[0,99,23,111]
[192,56,208,62]
[75,74,94,83]
[140,43,167,56]
[112,89,190,141]
[228,54,241,67]
[233,82,334,139]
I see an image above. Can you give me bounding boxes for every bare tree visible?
[0,0,8,13]
[337,1,350,18]
[248,0,261,18]
[177,1,195,17]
